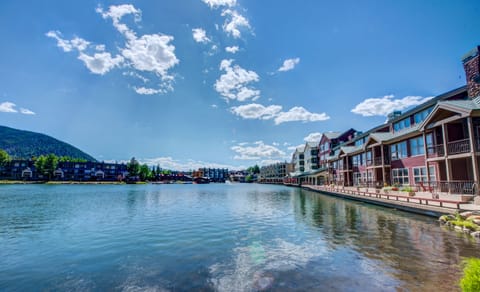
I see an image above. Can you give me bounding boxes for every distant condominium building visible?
[195,168,229,182]
[259,162,294,183]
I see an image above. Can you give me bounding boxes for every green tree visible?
[127,157,140,177]
[139,164,151,181]
[0,149,10,166]
[35,155,47,179]
[44,154,59,180]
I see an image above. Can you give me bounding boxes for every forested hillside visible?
[0,125,96,161]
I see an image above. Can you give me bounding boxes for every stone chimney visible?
[462,46,480,98]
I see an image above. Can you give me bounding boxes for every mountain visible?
[0,125,96,161]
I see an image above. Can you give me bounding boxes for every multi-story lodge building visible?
[259,162,294,183]
[291,145,305,174]
[193,168,229,182]
[290,46,480,196]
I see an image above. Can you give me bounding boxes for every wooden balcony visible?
[426,144,444,158]
[422,180,477,196]
[366,157,390,167]
[447,138,470,155]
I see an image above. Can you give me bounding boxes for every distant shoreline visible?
[0,180,125,185]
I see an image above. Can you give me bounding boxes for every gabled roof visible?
[324,132,341,139]
[339,145,363,155]
[420,97,480,131]
[305,141,319,148]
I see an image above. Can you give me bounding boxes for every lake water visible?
[1,183,479,291]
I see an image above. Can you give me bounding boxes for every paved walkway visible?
[298,184,480,215]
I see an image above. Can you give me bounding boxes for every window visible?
[355,138,364,147]
[410,136,425,156]
[393,118,411,132]
[413,166,436,183]
[414,106,433,124]
[352,154,362,166]
[392,168,409,185]
[391,141,408,160]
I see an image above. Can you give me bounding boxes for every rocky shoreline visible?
[439,211,480,239]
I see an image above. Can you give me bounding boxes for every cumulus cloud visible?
[46,31,90,52]
[0,102,35,115]
[225,46,239,53]
[230,103,330,125]
[47,4,179,94]
[274,106,330,125]
[351,95,434,117]
[304,132,322,143]
[230,104,282,120]
[231,141,286,160]
[278,57,300,72]
[202,0,237,9]
[221,9,251,38]
[0,102,18,113]
[77,52,124,75]
[215,59,260,101]
[141,156,240,171]
[192,28,210,43]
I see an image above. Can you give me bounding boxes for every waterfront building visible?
[293,46,480,197]
[0,160,128,181]
[196,168,229,182]
[259,162,294,183]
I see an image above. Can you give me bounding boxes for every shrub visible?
[460,258,480,292]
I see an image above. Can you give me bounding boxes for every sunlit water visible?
[1,184,479,291]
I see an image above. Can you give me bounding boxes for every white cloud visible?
[96,4,141,41]
[225,46,239,53]
[19,108,35,115]
[0,102,18,113]
[0,102,35,115]
[46,31,90,52]
[231,141,286,160]
[192,28,211,43]
[231,103,330,125]
[230,103,282,120]
[274,106,330,125]
[304,132,322,143]
[288,144,306,151]
[215,59,260,101]
[202,0,237,9]
[134,87,163,95]
[122,34,179,79]
[351,95,434,117]
[141,156,240,171]
[278,57,300,72]
[211,104,218,108]
[221,9,251,38]
[48,4,179,94]
[77,52,124,75]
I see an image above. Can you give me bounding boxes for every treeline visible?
[126,157,175,181]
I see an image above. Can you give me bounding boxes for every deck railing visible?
[421,180,477,195]
[426,144,444,158]
[447,139,470,155]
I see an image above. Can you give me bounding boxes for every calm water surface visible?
[1,183,479,291]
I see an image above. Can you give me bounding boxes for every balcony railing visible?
[447,138,470,155]
[366,157,390,166]
[426,144,444,158]
[419,180,477,195]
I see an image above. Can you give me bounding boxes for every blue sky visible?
[0,0,479,170]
